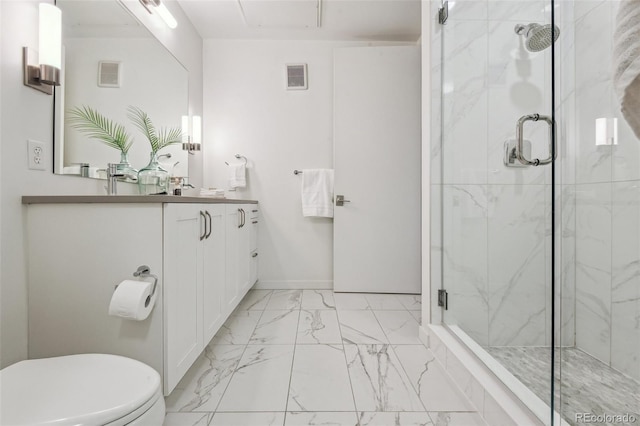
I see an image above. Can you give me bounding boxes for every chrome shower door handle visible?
[516,113,556,166]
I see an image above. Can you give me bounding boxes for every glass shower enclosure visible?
[431,0,640,424]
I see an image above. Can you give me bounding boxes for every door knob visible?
[336,195,351,206]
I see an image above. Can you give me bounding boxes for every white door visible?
[333,46,421,294]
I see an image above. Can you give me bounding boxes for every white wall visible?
[0,0,203,368]
[203,39,412,289]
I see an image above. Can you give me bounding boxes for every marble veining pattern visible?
[165,291,480,426]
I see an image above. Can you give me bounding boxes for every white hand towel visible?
[613,0,640,139]
[228,163,246,189]
[301,169,334,218]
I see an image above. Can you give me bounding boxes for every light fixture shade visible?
[192,116,202,146]
[39,4,61,69]
[155,2,178,29]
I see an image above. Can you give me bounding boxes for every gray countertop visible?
[22,195,258,204]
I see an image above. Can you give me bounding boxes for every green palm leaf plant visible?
[67,106,134,154]
[127,106,183,154]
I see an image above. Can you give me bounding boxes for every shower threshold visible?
[485,347,640,426]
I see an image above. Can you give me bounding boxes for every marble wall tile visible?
[573,0,606,22]
[217,345,295,412]
[373,311,421,344]
[296,309,342,344]
[430,184,443,324]
[486,20,549,186]
[559,185,577,347]
[165,344,245,412]
[574,2,613,184]
[575,182,612,364]
[249,309,300,345]
[448,0,488,22]
[442,185,489,345]
[486,0,545,23]
[265,290,302,310]
[392,345,476,412]
[338,310,388,344]
[431,8,443,186]
[344,344,425,412]
[211,311,262,345]
[301,289,335,310]
[612,99,640,182]
[285,412,358,426]
[287,344,355,412]
[211,412,285,426]
[358,412,434,426]
[611,181,640,380]
[442,20,488,184]
[488,184,548,346]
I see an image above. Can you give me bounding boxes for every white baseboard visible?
[252,280,333,290]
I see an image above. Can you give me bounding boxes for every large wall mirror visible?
[54,0,189,180]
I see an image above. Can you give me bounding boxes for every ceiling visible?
[176,0,421,41]
[59,0,150,38]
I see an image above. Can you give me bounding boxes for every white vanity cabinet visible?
[24,196,258,397]
[163,203,226,393]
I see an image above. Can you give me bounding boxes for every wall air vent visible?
[286,63,308,90]
[98,61,121,88]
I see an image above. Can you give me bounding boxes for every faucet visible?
[106,163,125,195]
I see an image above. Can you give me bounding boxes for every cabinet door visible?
[202,205,225,345]
[224,206,241,315]
[237,204,252,296]
[163,204,204,394]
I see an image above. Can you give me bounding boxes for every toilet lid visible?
[0,354,161,425]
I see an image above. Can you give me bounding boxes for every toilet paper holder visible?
[132,265,158,298]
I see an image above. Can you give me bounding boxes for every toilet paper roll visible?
[108,280,155,321]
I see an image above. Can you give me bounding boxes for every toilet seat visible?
[0,354,162,425]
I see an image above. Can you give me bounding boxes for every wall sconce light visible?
[139,0,178,29]
[182,115,202,155]
[595,117,618,146]
[23,3,62,95]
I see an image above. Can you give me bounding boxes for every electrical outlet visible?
[28,139,46,171]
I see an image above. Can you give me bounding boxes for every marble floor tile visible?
[358,412,434,425]
[235,289,272,311]
[409,310,421,324]
[163,412,214,426]
[211,311,262,345]
[365,294,406,310]
[373,310,421,344]
[428,412,487,426]
[249,309,300,345]
[287,344,355,412]
[396,294,422,311]
[337,310,388,344]
[392,345,475,412]
[265,290,302,310]
[165,344,245,412]
[301,289,336,310]
[345,344,425,412]
[296,309,342,344]
[217,345,295,412]
[210,412,286,425]
[285,412,358,426]
[334,293,371,310]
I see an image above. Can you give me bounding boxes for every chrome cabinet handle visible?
[516,113,556,166]
[252,209,258,213]
[252,220,258,224]
[205,211,212,239]
[241,209,246,227]
[252,252,258,258]
[237,208,243,228]
[199,211,206,241]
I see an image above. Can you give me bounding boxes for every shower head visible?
[514,23,560,52]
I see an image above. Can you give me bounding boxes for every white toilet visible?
[0,353,165,425]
